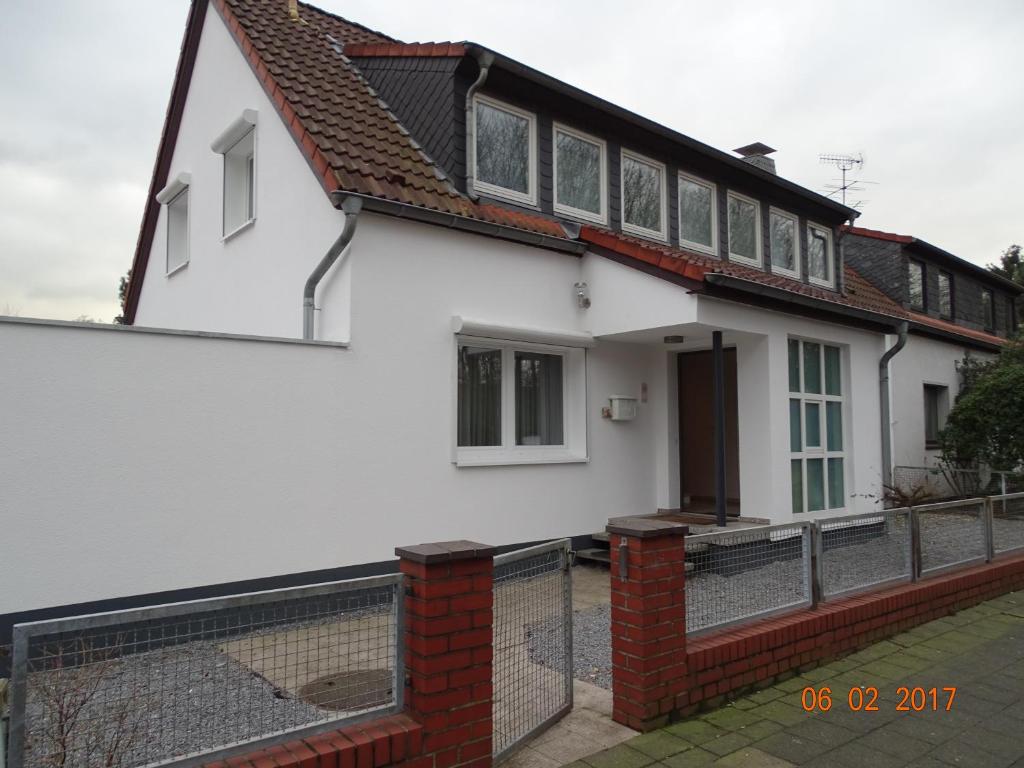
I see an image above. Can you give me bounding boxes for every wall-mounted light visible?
[574,281,591,309]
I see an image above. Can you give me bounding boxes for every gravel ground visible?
[994,515,1024,553]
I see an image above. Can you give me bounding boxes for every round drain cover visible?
[298,669,393,711]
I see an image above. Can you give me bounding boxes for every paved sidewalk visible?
[568,591,1024,768]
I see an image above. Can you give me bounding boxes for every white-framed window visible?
[727,191,762,266]
[789,338,846,514]
[455,336,587,466]
[473,94,537,206]
[807,222,835,287]
[621,149,667,241]
[677,171,717,255]
[212,109,258,238]
[553,123,607,224]
[923,383,949,449]
[155,172,191,275]
[769,208,800,279]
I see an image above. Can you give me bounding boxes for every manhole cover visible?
[298,669,393,711]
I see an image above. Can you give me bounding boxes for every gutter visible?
[303,196,362,340]
[879,322,909,491]
[464,50,494,201]
[328,191,588,255]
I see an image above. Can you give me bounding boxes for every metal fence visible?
[816,509,913,599]
[492,539,572,762]
[913,498,989,577]
[892,465,1024,503]
[6,574,403,768]
[991,492,1024,557]
[684,523,812,636]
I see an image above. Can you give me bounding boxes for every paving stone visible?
[882,651,934,673]
[701,707,762,732]
[967,682,1021,705]
[628,731,693,760]
[955,726,1024,762]
[727,697,760,710]
[660,747,718,766]
[753,732,831,764]
[664,719,728,745]
[928,738,1017,768]
[711,746,795,767]
[785,718,857,748]
[749,701,811,727]
[859,659,913,681]
[582,744,656,768]
[744,687,787,706]
[823,742,907,768]
[774,676,816,693]
[734,719,784,742]
[858,728,934,760]
[882,715,956,745]
[701,732,751,757]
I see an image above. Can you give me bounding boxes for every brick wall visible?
[607,517,1024,731]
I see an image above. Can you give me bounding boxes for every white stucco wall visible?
[888,334,990,471]
[134,2,352,341]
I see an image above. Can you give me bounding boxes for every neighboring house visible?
[120,0,1013,537]
[844,228,1022,477]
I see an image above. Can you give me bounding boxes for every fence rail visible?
[912,498,989,577]
[7,574,404,768]
[892,465,1023,503]
[684,523,812,636]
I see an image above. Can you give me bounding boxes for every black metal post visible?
[713,331,726,527]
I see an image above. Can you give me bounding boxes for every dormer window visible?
[807,223,834,287]
[553,124,606,224]
[473,95,537,206]
[769,208,799,279]
[727,191,761,266]
[212,109,258,238]
[938,271,953,319]
[621,150,667,241]
[983,288,995,330]
[678,172,716,255]
[908,259,925,311]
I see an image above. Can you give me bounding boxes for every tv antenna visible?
[819,152,867,207]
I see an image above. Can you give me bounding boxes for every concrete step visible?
[575,547,611,565]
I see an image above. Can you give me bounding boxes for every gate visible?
[492,539,573,762]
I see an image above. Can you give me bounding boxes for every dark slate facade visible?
[845,233,1022,338]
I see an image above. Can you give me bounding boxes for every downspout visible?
[464,49,494,201]
[303,196,362,340]
[879,321,909,490]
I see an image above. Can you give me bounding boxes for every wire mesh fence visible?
[492,540,572,762]
[991,493,1024,557]
[816,509,913,599]
[892,465,1024,503]
[7,574,403,768]
[913,498,989,577]
[684,523,811,636]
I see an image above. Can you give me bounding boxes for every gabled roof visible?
[844,225,1023,294]
[122,0,1008,355]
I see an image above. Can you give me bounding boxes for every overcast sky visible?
[1,1,1021,322]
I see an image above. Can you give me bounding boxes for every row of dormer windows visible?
[472,94,836,288]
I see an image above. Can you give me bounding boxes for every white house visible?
[1,0,1017,628]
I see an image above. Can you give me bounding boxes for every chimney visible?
[287,0,300,21]
[734,142,777,175]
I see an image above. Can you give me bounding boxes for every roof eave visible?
[465,43,859,223]
[906,238,1024,295]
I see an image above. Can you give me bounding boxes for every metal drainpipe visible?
[303,196,362,340]
[879,321,909,490]
[464,50,494,201]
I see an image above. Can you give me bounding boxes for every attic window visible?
[621,150,667,241]
[155,172,191,275]
[678,172,716,255]
[473,95,537,206]
[769,208,799,279]
[553,123,606,224]
[807,223,834,288]
[727,191,761,266]
[908,259,925,311]
[211,110,258,238]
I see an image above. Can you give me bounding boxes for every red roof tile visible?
[908,312,1006,347]
[842,225,914,244]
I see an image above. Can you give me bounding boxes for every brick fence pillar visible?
[607,517,689,731]
[396,540,495,768]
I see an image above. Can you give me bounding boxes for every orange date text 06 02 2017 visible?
[800,686,957,712]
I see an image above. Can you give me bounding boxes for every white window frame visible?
[677,171,717,256]
[768,207,800,279]
[212,109,258,240]
[552,122,607,225]
[807,222,835,288]
[789,338,847,515]
[620,148,668,242]
[472,94,538,207]
[454,335,588,467]
[155,172,191,276]
[726,190,762,267]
